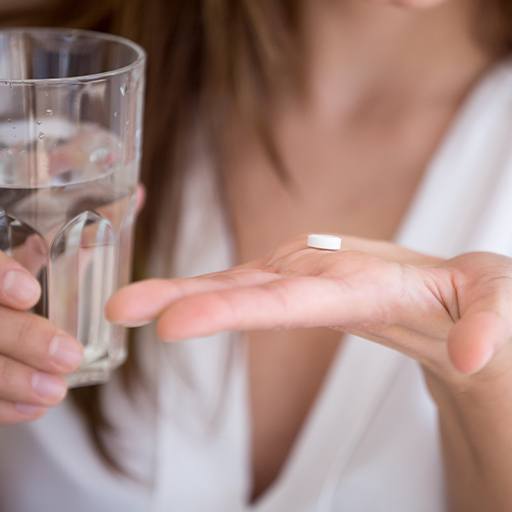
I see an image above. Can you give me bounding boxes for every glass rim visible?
[0,27,146,85]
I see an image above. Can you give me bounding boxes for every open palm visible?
[107,235,512,380]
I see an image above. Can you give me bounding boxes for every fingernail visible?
[32,372,67,400]
[3,270,40,304]
[49,335,83,370]
[15,403,45,417]
[120,319,151,328]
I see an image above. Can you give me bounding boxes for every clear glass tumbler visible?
[0,28,145,387]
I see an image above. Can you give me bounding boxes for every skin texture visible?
[0,0,507,510]
[107,237,512,510]
[236,0,488,491]
[216,0,493,502]
[106,237,511,380]
[0,250,80,423]
[0,186,145,423]
[110,0,507,507]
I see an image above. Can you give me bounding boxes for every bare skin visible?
[220,0,493,501]
[108,241,512,511]
[110,0,512,506]
[2,0,509,510]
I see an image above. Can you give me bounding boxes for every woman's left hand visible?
[106,235,512,384]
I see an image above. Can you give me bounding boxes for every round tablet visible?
[307,234,342,251]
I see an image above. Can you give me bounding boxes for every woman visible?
[0,0,511,510]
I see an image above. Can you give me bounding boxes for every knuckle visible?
[15,314,54,354]
[0,357,16,389]
[14,314,37,347]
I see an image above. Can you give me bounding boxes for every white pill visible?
[307,234,342,251]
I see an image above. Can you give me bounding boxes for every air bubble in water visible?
[45,109,53,116]
[120,84,127,96]
[113,111,118,118]
[38,132,45,140]
[36,120,42,125]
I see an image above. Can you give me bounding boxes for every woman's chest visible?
[222,104,450,262]
[222,126,441,500]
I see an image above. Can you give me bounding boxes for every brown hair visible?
[82,0,302,472]
[2,0,512,473]
[2,0,302,471]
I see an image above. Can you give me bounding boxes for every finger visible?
[0,354,67,406]
[106,270,282,326]
[156,275,390,341]
[0,400,47,424]
[0,308,83,373]
[448,311,507,375]
[447,263,512,375]
[0,251,41,309]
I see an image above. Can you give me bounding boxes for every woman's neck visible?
[300,0,496,114]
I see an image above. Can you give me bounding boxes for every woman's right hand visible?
[0,251,83,424]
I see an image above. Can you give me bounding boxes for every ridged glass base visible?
[67,366,111,388]
[67,346,127,388]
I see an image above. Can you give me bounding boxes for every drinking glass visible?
[0,28,145,387]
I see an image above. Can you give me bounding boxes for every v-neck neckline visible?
[244,61,512,511]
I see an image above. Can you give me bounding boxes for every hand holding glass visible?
[0,29,145,387]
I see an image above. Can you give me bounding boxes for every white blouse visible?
[2,60,512,512]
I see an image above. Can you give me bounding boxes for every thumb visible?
[445,254,512,375]
[448,309,510,375]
